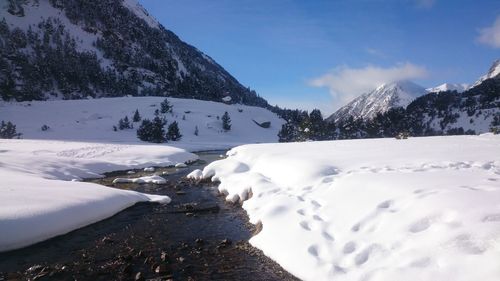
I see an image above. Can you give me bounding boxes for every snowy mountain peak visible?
[426,83,469,93]
[121,0,159,28]
[470,59,500,88]
[327,80,427,122]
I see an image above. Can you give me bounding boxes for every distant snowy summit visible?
[328,59,500,123]
[327,81,427,123]
[426,83,469,93]
[470,59,500,89]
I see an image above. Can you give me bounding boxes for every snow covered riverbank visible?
[193,134,500,281]
[0,139,197,252]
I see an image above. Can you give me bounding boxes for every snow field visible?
[193,134,500,281]
[0,96,283,150]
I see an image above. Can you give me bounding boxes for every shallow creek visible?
[0,151,298,281]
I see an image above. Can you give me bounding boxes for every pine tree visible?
[222,111,231,131]
[151,116,167,143]
[0,121,22,139]
[160,98,172,114]
[166,121,182,141]
[136,117,166,143]
[132,109,141,122]
[137,119,153,142]
[278,123,296,142]
[118,116,132,130]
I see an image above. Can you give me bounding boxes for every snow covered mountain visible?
[470,59,500,89]
[426,83,468,93]
[327,81,427,122]
[0,0,267,106]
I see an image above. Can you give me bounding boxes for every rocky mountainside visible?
[0,0,268,107]
[327,80,427,123]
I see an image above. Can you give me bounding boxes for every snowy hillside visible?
[0,0,268,107]
[327,81,427,122]
[193,134,500,281]
[0,96,284,150]
[426,83,468,93]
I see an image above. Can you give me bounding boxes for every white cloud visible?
[309,63,428,110]
[415,0,436,9]
[477,15,500,48]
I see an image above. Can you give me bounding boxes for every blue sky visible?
[139,0,500,115]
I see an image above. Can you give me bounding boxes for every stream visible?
[0,151,298,281]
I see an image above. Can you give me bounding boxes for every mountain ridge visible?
[326,80,427,123]
[0,0,268,107]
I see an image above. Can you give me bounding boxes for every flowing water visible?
[0,151,298,281]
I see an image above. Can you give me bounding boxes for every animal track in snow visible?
[322,231,335,241]
[308,245,319,257]
[343,241,356,254]
[299,220,311,231]
[408,217,432,233]
[313,215,324,221]
[296,209,306,216]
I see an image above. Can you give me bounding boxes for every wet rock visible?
[160,251,169,262]
[144,256,154,265]
[26,265,43,273]
[101,236,114,244]
[123,263,133,275]
[134,271,145,281]
[176,191,187,195]
[155,264,168,274]
[220,239,232,246]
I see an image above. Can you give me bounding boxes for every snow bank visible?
[200,134,500,281]
[0,139,197,252]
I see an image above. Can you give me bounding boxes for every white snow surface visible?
[197,134,500,281]
[0,96,283,151]
[426,83,469,93]
[0,139,197,252]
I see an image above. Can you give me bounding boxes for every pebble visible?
[135,272,144,281]
[155,264,168,274]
